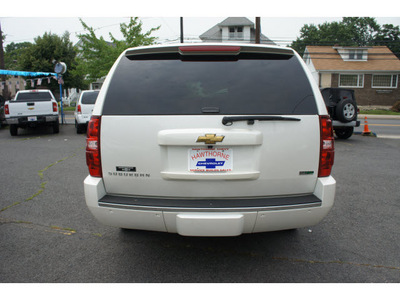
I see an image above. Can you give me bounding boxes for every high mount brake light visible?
[86,116,102,177]
[319,115,335,177]
[178,46,241,55]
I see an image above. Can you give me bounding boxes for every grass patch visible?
[360,109,400,115]
[60,106,75,112]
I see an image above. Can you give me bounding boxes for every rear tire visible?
[76,123,84,134]
[335,127,354,139]
[336,99,357,123]
[10,124,18,136]
[53,121,59,134]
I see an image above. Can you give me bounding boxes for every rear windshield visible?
[15,91,53,102]
[103,52,317,115]
[321,88,354,103]
[81,91,99,105]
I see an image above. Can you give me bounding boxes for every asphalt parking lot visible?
[0,124,399,283]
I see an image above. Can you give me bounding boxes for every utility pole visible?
[180,17,184,43]
[0,21,9,99]
[255,17,261,44]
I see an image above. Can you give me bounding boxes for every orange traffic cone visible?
[362,116,372,136]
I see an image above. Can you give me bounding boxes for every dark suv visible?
[320,88,360,139]
[0,95,6,128]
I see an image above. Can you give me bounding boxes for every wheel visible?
[336,99,357,123]
[76,123,84,134]
[53,121,59,134]
[335,127,354,139]
[10,124,18,136]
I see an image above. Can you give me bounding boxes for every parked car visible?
[84,43,336,237]
[4,90,59,136]
[320,88,361,139]
[74,90,100,134]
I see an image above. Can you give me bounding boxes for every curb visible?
[354,131,377,137]
[358,114,400,120]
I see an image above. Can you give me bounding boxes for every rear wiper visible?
[222,116,301,126]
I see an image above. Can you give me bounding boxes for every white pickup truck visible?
[5,89,59,136]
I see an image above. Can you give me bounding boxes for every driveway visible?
[0,125,399,283]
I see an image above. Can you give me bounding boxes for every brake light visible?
[5,104,9,115]
[77,105,82,114]
[86,116,102,177]
[179,45,241,55]
[53,102,58,112]
[319,116,335,177]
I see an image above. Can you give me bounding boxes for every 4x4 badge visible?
[196,134,225,144]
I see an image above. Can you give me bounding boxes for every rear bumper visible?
[6,115,58,125]
[84,176,336,236]
[75,114,91,125]
[332,120,360,128]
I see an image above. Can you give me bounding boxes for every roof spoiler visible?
[125,45,294,57]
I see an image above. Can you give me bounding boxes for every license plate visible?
[189,148,233,172]
[28,116,37,121]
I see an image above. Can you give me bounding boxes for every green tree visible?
[373,24,400,58]
[74,17,160,82]
[4,41,32,70]
[17,32,86,93]
[342,17,380,46]
[290,17,400,58]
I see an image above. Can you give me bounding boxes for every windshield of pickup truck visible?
[15,91,53,102]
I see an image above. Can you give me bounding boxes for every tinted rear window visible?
[15,91,53,102]
[81,91,99,105]
[103,52,317,115]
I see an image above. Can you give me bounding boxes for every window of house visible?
[348,50,364,60]
[237,27,243,38]
[339,74,364,88]
[229,27,235,38]
[228,27,244,39]
[372,74,398,88]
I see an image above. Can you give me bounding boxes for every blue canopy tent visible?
[0,69,65,123]
[0,69,57,77]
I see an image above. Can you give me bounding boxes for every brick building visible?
[303,46,400,106]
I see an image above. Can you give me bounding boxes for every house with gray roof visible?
[199,17,275,45]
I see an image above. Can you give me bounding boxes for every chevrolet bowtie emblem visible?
[196,134,225,144]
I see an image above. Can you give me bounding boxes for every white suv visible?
[74,90,99,134]
[84,44,336,236]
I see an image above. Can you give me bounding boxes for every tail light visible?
[86,116,102,177]
[77,105,82,114]
[5,104,9,115]
[179,45,241,55]
[53,102,58,112]
[319,115,335,177]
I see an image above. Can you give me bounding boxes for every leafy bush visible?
[391,101,400,112]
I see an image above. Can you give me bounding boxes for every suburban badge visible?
[196,134,225,144]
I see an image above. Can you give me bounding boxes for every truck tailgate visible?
[7,101,54,117]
